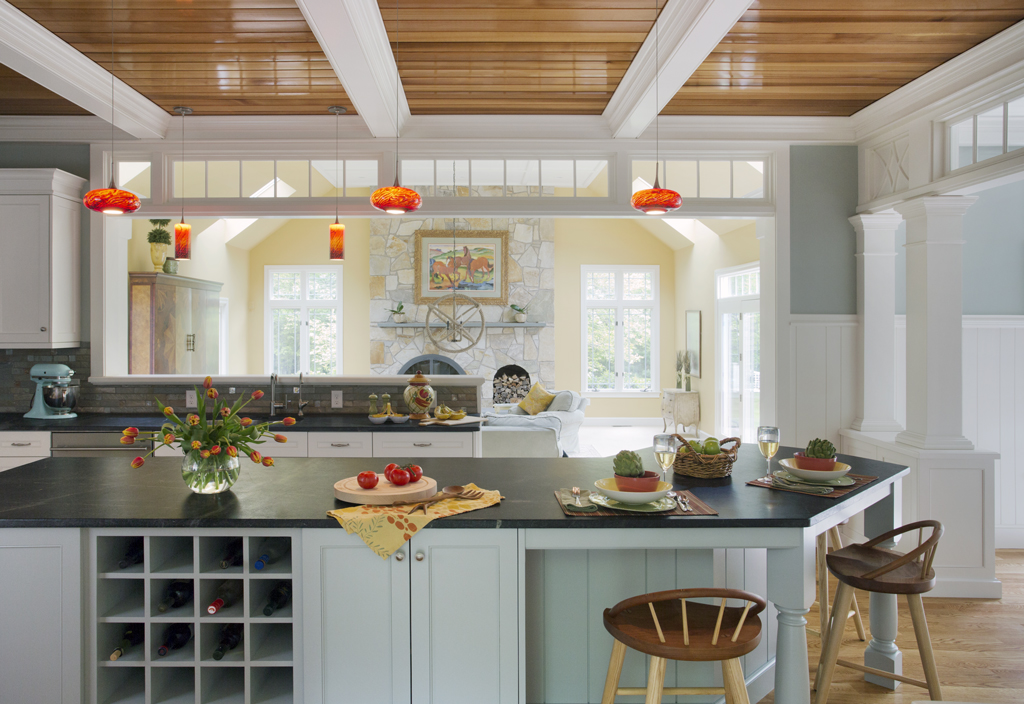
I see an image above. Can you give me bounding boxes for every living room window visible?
[264,266,343,375]
[581,265,659,395]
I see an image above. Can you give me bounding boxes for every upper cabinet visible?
[0,169,86,349]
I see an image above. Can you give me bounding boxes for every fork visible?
[572,487,583,507]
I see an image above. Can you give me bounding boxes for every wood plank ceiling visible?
[3,0,354,116]
[663,0,1024,117]
[379,0,661,115]
[0,65,91,115]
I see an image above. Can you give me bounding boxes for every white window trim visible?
[264,265,343,376]
[580,264,660,398]
[715,262,760,437]
[218,297,229,375]
[945,89,1024,174]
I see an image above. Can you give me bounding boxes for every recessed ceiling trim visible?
[0,2,169,139]
[604,0,754,139]
[295,0,408,138]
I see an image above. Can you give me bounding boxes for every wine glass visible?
[653,434,681,484]
[757,426,780,480]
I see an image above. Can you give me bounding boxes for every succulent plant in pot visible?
[793,438,837,471]
[612,449,660,491]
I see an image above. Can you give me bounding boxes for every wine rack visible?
[89,529,301,704]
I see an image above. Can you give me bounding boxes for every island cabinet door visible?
[409,529,519,704]
[302,529,411,704]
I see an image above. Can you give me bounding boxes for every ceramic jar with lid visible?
[403,372,435,419]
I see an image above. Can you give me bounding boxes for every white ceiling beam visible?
[0,1,170,140]
[604,0,754,140]
[295,0,408,139]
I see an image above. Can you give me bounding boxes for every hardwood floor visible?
[757,549,1024,704]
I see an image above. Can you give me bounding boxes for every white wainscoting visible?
[791,314,1024,548]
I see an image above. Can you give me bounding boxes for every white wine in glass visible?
[653,434,681,483]
[757,426,780,478]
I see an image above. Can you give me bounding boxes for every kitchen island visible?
[0,448,908,704]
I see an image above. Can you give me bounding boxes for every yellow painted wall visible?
[127,218,250,373]
[674,221,760,434]
[554,218,675,418]
[246,218,371,375]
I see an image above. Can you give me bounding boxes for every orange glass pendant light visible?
[329,221,345,260]
[631,0,681,216]
[328,106,347,260]
[83,0,140,215]
[174,221,192,260]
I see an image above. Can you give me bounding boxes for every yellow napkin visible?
[327,483,502,559]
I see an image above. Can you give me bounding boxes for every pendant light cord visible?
[335,106,340,222]
[180,108,185,223]
[109,0,115,187]
[394,0,400,181]
[654,0,660,188]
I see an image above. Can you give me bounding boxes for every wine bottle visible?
[157,623,192,656]
[157,580,194,613]
[109,624,144,661]
[207,580,243,614]
[262,581,292,616]
[118,537,144,570]
[219,538,243,569]
[211,623,243,661]
[253,537,289,571]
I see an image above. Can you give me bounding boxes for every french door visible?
[716,265,760,442]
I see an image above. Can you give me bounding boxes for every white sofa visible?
[481,390,589,456]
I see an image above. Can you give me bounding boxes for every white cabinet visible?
[0,169,86,348]
[373,431,475,458]
[269,431,309,458]
[0,431,50,471]
[410,529,519,704]
[307,432,374,458]
[302,529,411,704]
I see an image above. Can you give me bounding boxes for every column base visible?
[851,417,903,433]
[895,429,974,451]
[865,646,903,690]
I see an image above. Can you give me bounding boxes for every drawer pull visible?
[10,442,32,447]
[413,442,432,447]
[330,443,350,447]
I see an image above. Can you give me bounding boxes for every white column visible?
[894,196,977,450]
[849,211,903,432]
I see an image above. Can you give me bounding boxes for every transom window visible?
[581,265,659,395]
[173,159,378,199]
[631,159,766,199]
[400,159,608,197]
[264,266,343,375]
[948,93,1024,171]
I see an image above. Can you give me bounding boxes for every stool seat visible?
[827,543,936,594]
[603,590,763,662]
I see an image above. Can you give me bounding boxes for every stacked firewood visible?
[493,373,531,404]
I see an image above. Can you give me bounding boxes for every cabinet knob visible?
[40,327,46,332]
[394,551,405,562]
[415,552,425,562]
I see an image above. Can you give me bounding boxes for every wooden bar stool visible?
[811,526,867,643]
[814,520,944,704]
[601,588,766,704]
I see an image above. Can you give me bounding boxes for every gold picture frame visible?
[413,230,509,305]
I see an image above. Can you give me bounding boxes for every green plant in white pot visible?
[147,219,172,272]
[388,302,406,323]
[510,303,529,323]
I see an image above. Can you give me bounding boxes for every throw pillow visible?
[519,382,556,415]
[546,390,574,413]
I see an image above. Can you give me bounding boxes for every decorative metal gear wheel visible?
[425,293,486,353]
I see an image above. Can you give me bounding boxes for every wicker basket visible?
[671,434,741,479]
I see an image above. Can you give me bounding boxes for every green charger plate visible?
[773,469,855,487]
[589,494,677,512]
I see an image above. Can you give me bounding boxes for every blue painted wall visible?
[789,145,859,314]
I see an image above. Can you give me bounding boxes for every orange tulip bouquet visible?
[121,377,296,494]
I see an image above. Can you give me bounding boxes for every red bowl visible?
[614,471,661,492]
[792,452,837,471]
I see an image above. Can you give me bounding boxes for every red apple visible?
[357,471,379,489]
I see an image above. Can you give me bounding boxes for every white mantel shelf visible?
[377,321,549,329]
[88,374,486,387]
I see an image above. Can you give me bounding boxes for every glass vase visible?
[181,451,240,494]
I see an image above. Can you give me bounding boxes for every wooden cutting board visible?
[418,416,483,426]
[334,474,438,505]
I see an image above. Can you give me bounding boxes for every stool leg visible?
[644,655,666,704]
[817,532,830,641]
[813,581,855,704]
[828,526,866,641]
[601,639,627,704]
[722,658,751,704]
[906,594,943,701]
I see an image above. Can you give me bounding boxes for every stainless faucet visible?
[269,374,286,417]
[296,372,309,418]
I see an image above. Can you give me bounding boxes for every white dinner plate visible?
[778,458,852,483]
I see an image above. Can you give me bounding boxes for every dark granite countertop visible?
[0,446,907,529]
[0,413,479,433]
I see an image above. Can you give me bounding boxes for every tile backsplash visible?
[0,344,478,415]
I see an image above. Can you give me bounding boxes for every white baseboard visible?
[996,527,1024,549]
[582,417,664,427]
[929,576,1002,599]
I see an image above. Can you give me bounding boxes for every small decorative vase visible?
[393,313,407,323]
[676,372,682,389]
[685,376,691,392]
[403,371,435,419]
[162,257,178,274]
[514,312,527,323]
[181,451,240,494]
[150,243,167,272]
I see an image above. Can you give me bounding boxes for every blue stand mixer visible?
[25,363,78,419]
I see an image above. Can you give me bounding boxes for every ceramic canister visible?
[403,372,435,419]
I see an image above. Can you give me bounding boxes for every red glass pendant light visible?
[83,0,140,215]
[631,0,681,216]
[329,221,345,260]
[174,221,191,260]
[328,106,347,260]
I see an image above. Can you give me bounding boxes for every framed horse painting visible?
[413,230,509,305]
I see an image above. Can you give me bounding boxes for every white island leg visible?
[863,481,903,688]
[768,536,816,704]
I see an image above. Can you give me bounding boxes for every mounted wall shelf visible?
[377,322,548,329]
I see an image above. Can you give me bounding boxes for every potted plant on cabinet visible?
[388,302,407,323]
[147,219,172,272]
